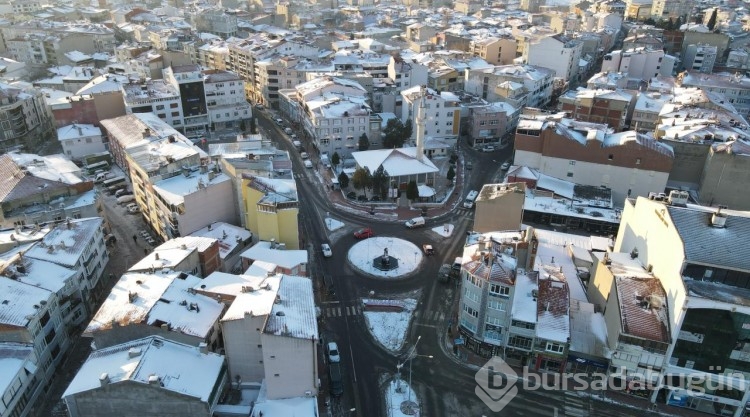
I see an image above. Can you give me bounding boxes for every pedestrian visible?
[132,234,137,243]
[144,248,149,255]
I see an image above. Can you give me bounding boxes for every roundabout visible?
[347,237,424,279]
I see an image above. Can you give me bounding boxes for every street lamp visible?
[396,335,433,412]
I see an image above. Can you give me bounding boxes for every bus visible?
[101,176,126,188]
[463,190,479,209]
[85,160,109,175]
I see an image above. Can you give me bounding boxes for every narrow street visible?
[31,181,149,417]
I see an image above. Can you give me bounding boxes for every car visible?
[329,362,344,397]
[304,160,313,169]
[346,191,357,199]
[128,206,141,214]
[482,144,494,152]
[357,195,368,202]
[370,195,381,202]
[321,243,332,257]
[114,188,129,197]
[500,162,511,171]
[300,152,309,159]
[353,228,374,239]
[423,244,435,256]
[275,118,283,125]
[326,342,341,363]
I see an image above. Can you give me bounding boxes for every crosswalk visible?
[563,390,591,416]
[319,304,447,323]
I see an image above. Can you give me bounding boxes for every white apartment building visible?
[56,124,105,161]
[606,194,750,416]
[200,272,319,400]
[202,69,252,131]
[651,0,691,19]
[401,86,461,147]
[0,343,38,417]
[123,79,183,128]
[465,65,554,109]
[683,44,718,74]
[24,218,109,315]
[679,71,750,117]
[0,82,54,152]
[279,76,376,158]
[0,277,69,417]
[526,34,583,83]
[602,48,675,79]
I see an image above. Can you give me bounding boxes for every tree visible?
[383,118,411,148]
[403,120,413,140]
[338,171,349,189]
[352,167,372,193]
[406,180,419,200]
[358,133,370,151]
[707,9,718,31]
[447,165,455,184]
[331,152,340,170]
[371,166,390,199]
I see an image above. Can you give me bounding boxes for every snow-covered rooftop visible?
[264,274,318,340]
[152,169,230,206]
[0,343,35,397]
[24,218,103,268]
[190,222,252,259]
[240,241,307,270]
[533,229,590,302]
[511,270,538,324]
[85,271,223,339]
[351,148,439,177]
[536,278,570,343]
[62,336,225,402]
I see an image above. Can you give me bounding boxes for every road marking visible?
[438,312,445,321]
[320,300,340,305]
[336,307,342,317]
[415,323,437,328]
[346,306,353,315]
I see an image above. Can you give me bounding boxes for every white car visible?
[500,162,511,171]
[300,152,309,160]
[304,160,313,169]
[326,342,341,363]
[321,243,332,257]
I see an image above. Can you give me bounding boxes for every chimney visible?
[155,253,160,260]
[66,219,72,229]
[77,125,83,136]
[148,375,161,385]
[142,128,151,138]
[711,206,727,228]
[199,342,208,354]
[127,348,142,358]
[99,373,110,387]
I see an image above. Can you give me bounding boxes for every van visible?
[275,118,283,125]
[405,216,425,228]
[450,257,462,278]
[117,195,135,204]
[94,172,112,183]
[463,190,479,209]
[284,127,293,134]
[329,362,343,397]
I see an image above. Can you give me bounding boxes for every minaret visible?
[415,86,427,162]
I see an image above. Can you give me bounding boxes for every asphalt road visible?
[255,110,664,417]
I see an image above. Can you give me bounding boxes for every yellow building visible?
[242,174,299,250]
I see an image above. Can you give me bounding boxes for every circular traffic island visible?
[347,237,423,279]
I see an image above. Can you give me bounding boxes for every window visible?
[546,342,565,353]
[511,319,535,330]
[487,299,505,311]
[463,304,479,318]
[489,284,509,296]
[636,158,641,165]
[170,103,178,108]
[608,154,614,161]
[508,335,533,350]
[465,288,480,302]
[171,112,179,117]
[155,105,165,110]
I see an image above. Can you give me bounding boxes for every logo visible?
[475,356,518,412]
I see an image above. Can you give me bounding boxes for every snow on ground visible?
[431,223,454,237]
[364,298,417,352]
[325,217,344,231]
[385,378,420,417]
[348,237,422,278]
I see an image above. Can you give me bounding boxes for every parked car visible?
[326,341,341,363]
[300,152,309,159]
[321,243,332,257]
[346,191,357,199]
[284,127,293,134]
[482,144,494,152]
[501,162,511,171]
[357,195,368,202]
[370,196,381,202]
[438,264,451,283]
[466,161,473,170]
[304,160,313,169]
[353,228,374,239]
[329,362,344,397]
[275,118,283,125]
[114,188,130,198]
[117,195,135,204]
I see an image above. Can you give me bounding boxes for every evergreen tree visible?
[447,165,455,184]
[331,152,341,170]
[406,180,419,200]
[338,171,349,189]
[358,133,370,151]
[371,166,390,199]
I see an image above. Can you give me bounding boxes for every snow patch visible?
[347,237,422,278]
[431,224,454,237]
[325,217,345,231]
[364,298,417,353]
[384,378,420,417]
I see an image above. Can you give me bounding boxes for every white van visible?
[405,216,425,228]
[284,127,293,134]
[275,118,283,125]
[117,195,135,204]
[463,190,479,209]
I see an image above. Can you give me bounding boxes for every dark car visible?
[357,195,368,202]
[329,362,344,397]
[346,191,357,199]
[370,195,381,201]
[353,228,374,239]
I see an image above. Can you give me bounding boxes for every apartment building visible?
[401,86,461,147]
[202,69,252,131]
[464,101,519,147]
[513,115,674,205]
[526,34,583,83]
[558,88,634,131]
[679,71,750,117]
[122,79,183,128]
[606,194,750,416]
[465,64,554,109]
[651,0,691,19]
[242,175,299,250]
[163,65,209,138]
[601,48,675,79]
[0,82,54,152]
[470,37,517,66]
[57,124,105,161]
[473,183,526,233]
[683,44,718,74]
[0,153,99,228]
[0,279,67,417]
